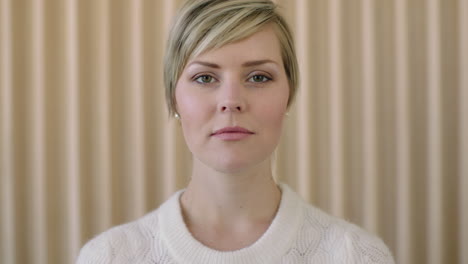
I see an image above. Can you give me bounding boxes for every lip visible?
[211,126,254,141]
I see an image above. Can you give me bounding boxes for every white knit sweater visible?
[77,184,394,263]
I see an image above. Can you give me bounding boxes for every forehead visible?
[189,25,283,66]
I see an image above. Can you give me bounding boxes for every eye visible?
[248,74,271,83]
[195,75,216,84]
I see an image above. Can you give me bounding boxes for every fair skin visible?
[175,25,290,251]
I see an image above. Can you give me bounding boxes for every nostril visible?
[219,104,242,112]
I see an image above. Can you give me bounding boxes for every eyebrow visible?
[188,59,278,69]
[188,61,220,68]
[242,59,277,67]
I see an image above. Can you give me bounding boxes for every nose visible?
[219,102,243,112]
[217,80,246,113]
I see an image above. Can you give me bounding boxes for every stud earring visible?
[174,113,180,119]
[285,112,290,117]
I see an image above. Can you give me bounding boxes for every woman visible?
[77,0,395,263]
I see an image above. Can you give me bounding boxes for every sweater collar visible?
[158,183,304,264]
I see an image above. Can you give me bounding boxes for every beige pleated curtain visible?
[0,0,467,263]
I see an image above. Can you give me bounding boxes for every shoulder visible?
[297,204,395,263]
[76,209,162,263]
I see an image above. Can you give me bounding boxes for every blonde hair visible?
[164,0,299,117]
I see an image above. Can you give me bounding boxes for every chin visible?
[213,164,252,174]
[210,160,251,174]
[207,154,270,175]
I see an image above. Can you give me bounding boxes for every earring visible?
[285,112,290,117]
[174,113,180,119]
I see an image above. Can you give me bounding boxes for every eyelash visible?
[194,74,216,84]
[248,75,272,83]
[193,74,272,84]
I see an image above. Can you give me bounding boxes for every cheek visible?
[257,96,288,132]
[175,86,192,115]
[176,85,205,119]
[264,107,286,132]
[175,85,213,147]
[176,85,196,141]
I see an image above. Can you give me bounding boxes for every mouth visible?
[211,126,255,141]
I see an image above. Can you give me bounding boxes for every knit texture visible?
[77,184,395,263]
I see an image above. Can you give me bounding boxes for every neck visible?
[180,158,281,240]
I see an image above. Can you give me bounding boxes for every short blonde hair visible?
[164,0,299,117]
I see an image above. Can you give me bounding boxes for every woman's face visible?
[175,25,290,174]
